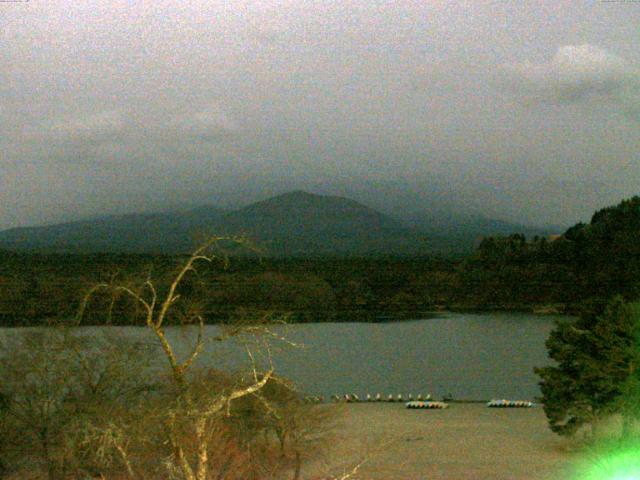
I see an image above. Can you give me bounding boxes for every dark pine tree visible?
[535,296,640,438]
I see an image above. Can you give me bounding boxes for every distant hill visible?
[406,212,562,254]
[213,190,433,256]
[0,191,555,256]
[0,206,229,254]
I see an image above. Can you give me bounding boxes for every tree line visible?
[0,252,457,326]
[2,197,639,326]
[530,197,640,445]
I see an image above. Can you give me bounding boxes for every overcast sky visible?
[2,0,639,230]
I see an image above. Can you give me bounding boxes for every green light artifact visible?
[574,443,640,480]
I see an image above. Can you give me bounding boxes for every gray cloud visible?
[502,44,640,117]
[1,1,640,230]
[43,109,128,142]
[168,104,240,141]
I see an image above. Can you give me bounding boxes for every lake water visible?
[3,312,562,401]
[218,312,559,401]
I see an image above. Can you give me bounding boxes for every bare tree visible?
[0,327,157,479]
[77,237,294,480]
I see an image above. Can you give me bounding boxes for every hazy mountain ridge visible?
[0,207,229,253]
[408,212,559,236]
[0,191,555,256]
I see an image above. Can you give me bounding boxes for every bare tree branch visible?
[155,237,225,329]
[178,314,205,375]
[73,236,303,480]
[335,457,368,480]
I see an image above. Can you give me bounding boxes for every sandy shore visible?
[303,403,579,480]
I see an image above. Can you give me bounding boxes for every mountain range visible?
[0,191,559,256]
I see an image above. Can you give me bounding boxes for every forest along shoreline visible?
[0,242,601,328]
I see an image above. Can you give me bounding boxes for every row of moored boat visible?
[405,401,449,409]
[331,393,433,403]
[307,394,534,408]
[486,399,533,408]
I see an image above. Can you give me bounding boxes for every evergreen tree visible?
[535,296,640,437]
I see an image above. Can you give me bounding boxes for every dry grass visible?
[302,403,579,480]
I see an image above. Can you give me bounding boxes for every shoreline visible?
[1,306,567,328]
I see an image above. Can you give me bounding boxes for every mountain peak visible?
[278,190,317,198]
[0,189,556,256]
[264,190,321,204]
[246,190,362,211]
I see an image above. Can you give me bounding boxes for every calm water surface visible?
[213,312,560,401]
[5,312,562,401]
